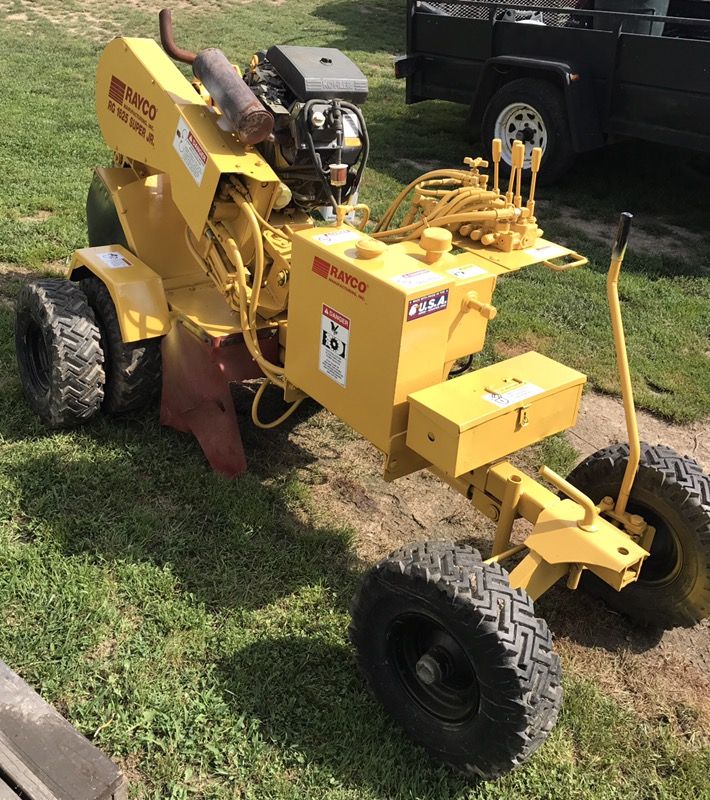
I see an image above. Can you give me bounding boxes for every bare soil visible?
[572,389,709,467]
[538,199,706,258]
[1,0,285,40]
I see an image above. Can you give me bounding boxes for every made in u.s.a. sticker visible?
[482,383,544,408]
[319,304,350,387]
[407,288,449,321]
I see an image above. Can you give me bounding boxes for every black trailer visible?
[396,1,710,180]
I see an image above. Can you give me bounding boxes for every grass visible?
[2,393,709,800]
[0,1,709,799]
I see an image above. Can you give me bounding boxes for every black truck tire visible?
[79,276,161,415]
[566,443,710,628]
[349,540,562,779]
[15,279,105,427]
[482,78,575,184]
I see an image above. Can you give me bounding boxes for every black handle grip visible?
[612,211,633,259]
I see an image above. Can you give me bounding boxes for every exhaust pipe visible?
[158,9,273,145]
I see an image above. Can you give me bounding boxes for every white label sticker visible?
[448,265,488,279]
[314,229,361,246]
[482,383,544,408]
[319,304,350,388]
[97,252,131,268]
[525,244,567,260]
[173,118,207,186]
[392,269,441,288]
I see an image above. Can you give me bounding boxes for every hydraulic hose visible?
[251,378,305,430]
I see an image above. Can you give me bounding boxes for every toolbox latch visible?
[517,404,531,430]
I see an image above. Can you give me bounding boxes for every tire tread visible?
[15,279,104,427]
[349,540,563,778]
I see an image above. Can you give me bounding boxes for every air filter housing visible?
[266,45,368,103]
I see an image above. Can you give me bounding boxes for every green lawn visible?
[1,2,709,798]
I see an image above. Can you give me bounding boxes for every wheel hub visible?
[415,651,444,686]
[494,102,548,169]
[630,504,683,585]
[389,613,480,724]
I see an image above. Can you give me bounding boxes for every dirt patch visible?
[547,595,710,738]
[539,200,705,258]
[0,264,30,310]
[570,389,709,469]
[284,413,492,565]
[2,0,285,40]
[18,210,53,224]
[393,158,442,174]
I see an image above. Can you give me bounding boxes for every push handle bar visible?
[159,9,197,64]
[607,212,640,516]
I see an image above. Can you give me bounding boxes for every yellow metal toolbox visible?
[407,352,586,476]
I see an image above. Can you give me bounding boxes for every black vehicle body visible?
[397,1,710,178]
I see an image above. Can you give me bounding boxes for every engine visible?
[244,45,369,212]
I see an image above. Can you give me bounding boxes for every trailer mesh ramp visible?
[0,661,127,800]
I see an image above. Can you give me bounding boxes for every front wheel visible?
[566,443,710,628]
[15,279,105,427]
[349,540,563,779]
[482,78,575,184]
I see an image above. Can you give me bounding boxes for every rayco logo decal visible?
[312,256,368,299]
[107,75,157,146]
[407,289,449,321]
[108,76,127,105]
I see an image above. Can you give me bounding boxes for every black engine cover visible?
[265,45,368,104]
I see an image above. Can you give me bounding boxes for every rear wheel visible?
[79,277,161,415]
[349,540,562,779]
[15,279,104,427]
[566,443,710,627]
[482,78,575,184]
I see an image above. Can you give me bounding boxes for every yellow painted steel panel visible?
[96,37,280,237]
[454,237,578,275]
[69,245,170,342]
[98,168,208,285]
[407,352,586,476]
[284,226,497,455]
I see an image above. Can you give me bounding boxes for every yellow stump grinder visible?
[14,9,710,779]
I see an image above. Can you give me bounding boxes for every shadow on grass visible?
[313,0,405,54]
[0,296,674,797]
[537,585,664,652]
[0,354,360,614]
[216,636,477,799]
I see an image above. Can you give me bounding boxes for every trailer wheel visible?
[566,443,710,628]
[15,279,104,427]
[349,540,562,779]
[79,277,161,415]
[482,78,575,184]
